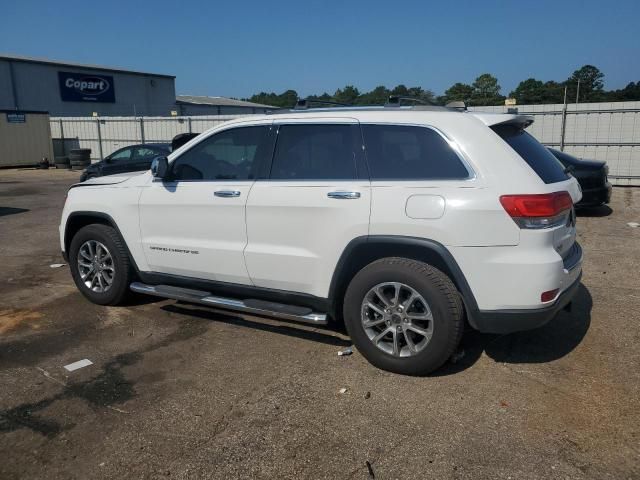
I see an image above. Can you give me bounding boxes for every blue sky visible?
[2,0,639,98]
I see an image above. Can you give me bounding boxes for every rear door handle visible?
[327,191,361,199]
[214,190,241,198]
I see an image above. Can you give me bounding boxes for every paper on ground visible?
[64,359,93,372]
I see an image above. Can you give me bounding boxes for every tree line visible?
[246,65,640,108]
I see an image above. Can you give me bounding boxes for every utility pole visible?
[575,79,580,104]
[560,86,568,152]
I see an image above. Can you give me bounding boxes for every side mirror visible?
[151,156,169,179]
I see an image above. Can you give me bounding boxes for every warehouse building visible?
[176,95,278,115]
[0,54,177,116]
[0,54,278,117]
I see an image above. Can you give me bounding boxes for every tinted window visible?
[361,125,469,180]
[493,125,568,184]
[109,148,132,161]
[270,124,358,180]
[171,126,269,181]
[133,147,162,160]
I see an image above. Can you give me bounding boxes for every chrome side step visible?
[130,282,328,326]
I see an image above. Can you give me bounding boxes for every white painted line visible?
[50,263,66,268]
[64,359,93,372]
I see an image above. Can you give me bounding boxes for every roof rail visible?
[385,95,436,108]
[294,98,351,110]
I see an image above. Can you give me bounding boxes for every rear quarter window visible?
[492,125,568,184]
[361,124,470,180]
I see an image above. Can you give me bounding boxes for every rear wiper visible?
[564,165,575,175]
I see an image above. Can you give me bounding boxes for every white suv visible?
[59,106,583,375]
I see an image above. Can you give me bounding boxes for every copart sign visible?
[58,71,116,103]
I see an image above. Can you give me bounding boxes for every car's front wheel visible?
[69,224,133,305]
[343,257,463,375]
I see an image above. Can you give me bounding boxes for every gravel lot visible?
[0,168,639,480]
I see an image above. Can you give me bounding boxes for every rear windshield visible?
[492,125,568,184]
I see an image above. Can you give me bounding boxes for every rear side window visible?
[270,124,358,180]
[361,125,470,180]
[493,125,568,184]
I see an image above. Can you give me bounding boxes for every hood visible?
[71,171,146,188]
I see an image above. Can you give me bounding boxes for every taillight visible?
[541,288,559,302]
[500,191,573,229]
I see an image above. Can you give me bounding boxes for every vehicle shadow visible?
[433,283,592,376]
[161,302,351,347]
[577,205,612,217]
[142,284,591,375]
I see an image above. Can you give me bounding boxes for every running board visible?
[130,282,328,326]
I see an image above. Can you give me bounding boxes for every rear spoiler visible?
[470,113,534,129]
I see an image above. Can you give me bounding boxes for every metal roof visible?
[0,53,175,78]
[176,95,278,109]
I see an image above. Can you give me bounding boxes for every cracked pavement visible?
[0,169,639,479]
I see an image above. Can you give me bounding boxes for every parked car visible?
[79,143,171,182]
[171,132,200,151]
[548,148,612,207]
[60,107,583,375]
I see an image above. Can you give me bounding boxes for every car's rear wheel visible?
[343,257,463,375]
[69,224,133,305]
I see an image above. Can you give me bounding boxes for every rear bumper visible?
[468,242,583,334]
[577,182,612,207]
[471,271,581,334]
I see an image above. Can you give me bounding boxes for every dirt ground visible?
[0,168,638,479]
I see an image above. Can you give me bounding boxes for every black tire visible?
[69,224,133,306]
[343,257,463,376]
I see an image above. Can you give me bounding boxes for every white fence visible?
[49,115,244,162]
[51,101,640,186]
[471,101,640,186]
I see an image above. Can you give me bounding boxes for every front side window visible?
[361,124,470,180]
[108,148,133,162]
[270,124,359,180]
[171,126,269,181]
[134,147,164,160]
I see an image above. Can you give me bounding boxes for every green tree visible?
[355,85,390,105]
[606,81,640,101]
[307,92,334,104]
[333,85,360,105]
[443,82,474,103]
[510,78,546,104]
[248,90,299,108]
[470,73,504,106]
[565,65,605,102]
[540,81,565,104]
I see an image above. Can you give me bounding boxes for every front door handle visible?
[327,191,361,199]
[214,190,241,198]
